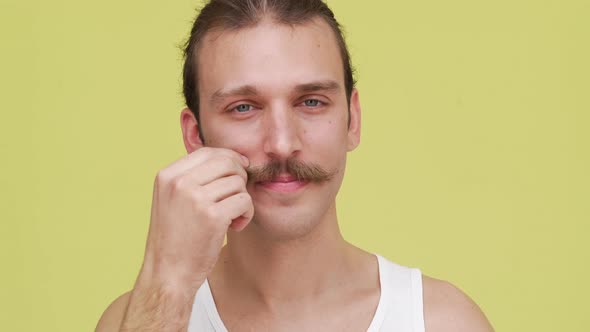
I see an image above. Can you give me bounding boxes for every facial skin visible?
[181,17,361,241]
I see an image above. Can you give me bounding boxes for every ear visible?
[347,88,361,151]
[180,107,204,153]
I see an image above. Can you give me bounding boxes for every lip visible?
[258,178,308,193]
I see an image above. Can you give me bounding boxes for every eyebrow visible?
[293,80,341,94]
[211,85,259,106]
[210,80,342,106]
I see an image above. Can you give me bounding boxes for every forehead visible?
[197,17,344,100]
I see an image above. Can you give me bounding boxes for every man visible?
[97,0,494,331]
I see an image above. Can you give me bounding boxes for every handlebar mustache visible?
[246,158,335,183]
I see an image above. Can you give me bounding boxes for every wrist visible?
[134,265,206,298]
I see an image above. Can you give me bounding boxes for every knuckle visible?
[204,206,222,222]
[155,170,170,186]
[218,155,236,170]
[190,192,211,217]
[189,188,207,203]
[239,166,248,180]
[229,174,245,187]
[228,161,245,179]
[170,176,186,193]
[225,150,241,162]
[223,157,236,170]
[235,161,246,173]
[239,192,253,205]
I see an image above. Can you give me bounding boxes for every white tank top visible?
[188,254,425,332]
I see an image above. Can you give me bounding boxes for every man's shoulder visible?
[421,274,495,332]
[95,291,132,332]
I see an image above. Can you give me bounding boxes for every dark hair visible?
[182,0,356,137]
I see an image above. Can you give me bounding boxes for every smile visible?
[258,175,308,193]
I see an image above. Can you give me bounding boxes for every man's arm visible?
[95,147,253,331]
[96,279,202,332]
[423,275,495,332]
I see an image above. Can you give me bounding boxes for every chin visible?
[243,172,344,242]
[248,204,332,242]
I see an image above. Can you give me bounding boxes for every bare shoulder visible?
[422,274,495,332]
[95,291,132,332]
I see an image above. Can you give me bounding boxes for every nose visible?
[262,104,303,160]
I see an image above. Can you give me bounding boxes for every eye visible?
[302,99,323,107]
[232,104,253,113]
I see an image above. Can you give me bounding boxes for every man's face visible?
[192,17,361,239]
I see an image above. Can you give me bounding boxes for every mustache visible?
[246,158,336,183]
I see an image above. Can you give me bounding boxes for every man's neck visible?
[211,205,365,307]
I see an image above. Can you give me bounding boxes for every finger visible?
[201,175,246,203]
[182,155,248,186]
[160,147,248,179]
[232,201,255,232]
[215,192,254,227]
[229,215,251,232]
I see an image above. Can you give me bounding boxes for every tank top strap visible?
[188,279,227,332]
[372,254,425,332]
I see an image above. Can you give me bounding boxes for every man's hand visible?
[117,147,254,332]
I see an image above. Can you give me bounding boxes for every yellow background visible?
[1,0,588,331]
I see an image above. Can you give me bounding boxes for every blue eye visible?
[303,99,322,107]
[234,104,252,113]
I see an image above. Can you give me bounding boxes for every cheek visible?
[202,117,260,151]
[304,119,348,159]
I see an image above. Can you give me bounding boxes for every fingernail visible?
[240,155,250,167]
